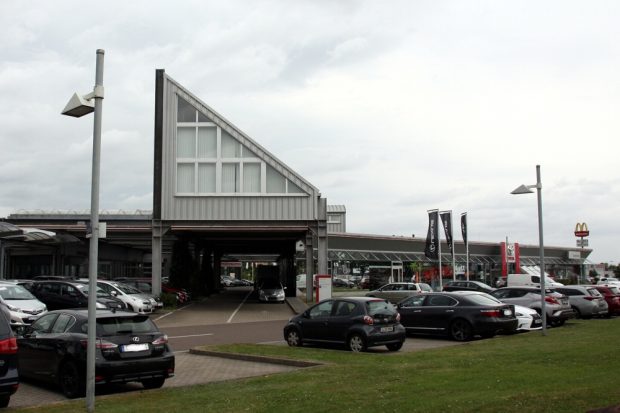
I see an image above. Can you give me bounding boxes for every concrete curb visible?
[189,348,322,368]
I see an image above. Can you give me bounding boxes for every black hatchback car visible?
[283,297,406,352]
[30,281,124,311]
[397,291,517,341]
[442,280,495,294]
[17,309,175,398]
[0,313,18,408]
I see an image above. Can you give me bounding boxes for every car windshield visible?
[95,315,157,336]
[0,284,36,300]
[366,300,396,316]
[112,283,142,295]
[261,280,282,289]
[75,283,110,298]
[610,287,620,294]
[419,283,433,292]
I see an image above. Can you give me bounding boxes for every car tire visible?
[449,319,473,342]
[142,377,166,389]
[550,319,565,327]
[571,306,581,319]
[0,396,9,408]
[285,329,303,347]
[386,342,403,352]
[59,360,85,399]
[347,333,367,352]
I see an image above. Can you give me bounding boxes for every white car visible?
[514,305,542,331]
[0,282,47,328]
[96,280,154,314]
[597,277,620,287]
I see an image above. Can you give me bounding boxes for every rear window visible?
[466,294,502,306]
[93,316,158,336]
[366,300,396,316]
[586,288,602,297]
[610,287,620,294]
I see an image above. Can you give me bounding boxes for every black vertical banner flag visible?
[461,212,467,244]
[424,210,439,259]
[440,211,453,254]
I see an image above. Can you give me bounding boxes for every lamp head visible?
[61,92,94,117]
[511,184,534,195]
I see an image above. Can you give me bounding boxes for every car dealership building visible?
[0,71,592,295]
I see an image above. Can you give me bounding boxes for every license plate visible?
[380,326,394,333]
[121,343,149,352]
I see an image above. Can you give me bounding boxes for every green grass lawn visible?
[12,318,620,413]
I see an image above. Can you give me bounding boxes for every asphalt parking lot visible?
[7,288,464,410]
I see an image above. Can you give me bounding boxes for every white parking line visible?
[227,289,254,323]
[154,301,197,321]
[168,333,214,339]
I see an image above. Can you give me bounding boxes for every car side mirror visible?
[110,291,117,297]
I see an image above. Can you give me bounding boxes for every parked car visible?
[507,273,564,288]
[283,297,406,352]
[29,281,125,311]
[113,277,187,306]
[17,309,175,398]
[490,287,574,327]
[442,280,495,294]
[333,277,355,288]
[366,282,433,303]
[0,312,18,408]
[396,291,517,341]
[0,282,47,329]
[513,304,543,331]
[597,277,620,287]
[554,285,608,319]
[257,279,286,303]
[592,285,620,316]
[95,280,156,314]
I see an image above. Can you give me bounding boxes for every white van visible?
[507,273,564,288]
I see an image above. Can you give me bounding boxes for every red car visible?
[592,285,620,316]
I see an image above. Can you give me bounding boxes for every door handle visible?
[445,310,454,313]
[413,310,422,313]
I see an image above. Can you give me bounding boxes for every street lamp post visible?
[61,49,105,413]
[511,165,547,336]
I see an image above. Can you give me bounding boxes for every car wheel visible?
[386,342,403,352]
[571,306,581,319]
[450,319,473,342]
[0,396,9,408]
[550,319,565,327]
[59,360,85,399]
[285,329,303,347]
[142,377,166,389]
[347,333,367,352]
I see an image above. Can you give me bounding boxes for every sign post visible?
[574,223,589,283]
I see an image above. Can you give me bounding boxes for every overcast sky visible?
[1,1,618,263]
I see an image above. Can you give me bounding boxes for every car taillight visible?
[363,315,374,325]
[583,296,596,301]
[480,309,502,317]
[152,335,168,345]
[0,337,18,354]
[396,312,401,322]
[80,339,118,350]
[545,296,559,305]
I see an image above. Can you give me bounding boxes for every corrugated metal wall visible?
[160,75,319,221]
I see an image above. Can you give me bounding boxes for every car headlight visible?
[6,304,20,312]
[96,302,106,309]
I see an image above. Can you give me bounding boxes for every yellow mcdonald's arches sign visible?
[574,222,589,237]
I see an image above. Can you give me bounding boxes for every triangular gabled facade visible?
[154,70,322,222]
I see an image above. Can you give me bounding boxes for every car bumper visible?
[550,309,576,321]
[365,324,406,347]
[95,353,175,385]
[475,318,519,335]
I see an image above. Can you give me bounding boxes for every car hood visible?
[259,288,284,294]
[4,298,46,311]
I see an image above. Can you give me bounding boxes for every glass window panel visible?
[288,180,304,194]
[198,163,216,193]
[197,127,217,158]
[243,163,261,193]
[221,130,240,158]
[198,111,211,122]
[177,163,195,193]
[266,165,286,193]
[242,145,258,158]
[222,163,240,193]
[177,96,196,122]
[177,127,196,158]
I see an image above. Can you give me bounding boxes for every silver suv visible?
[366,282,433,303]
[491,287,575,327]
[0,281,47,328]
[554,286,608,319]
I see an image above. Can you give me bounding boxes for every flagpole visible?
[450,211,456,281]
